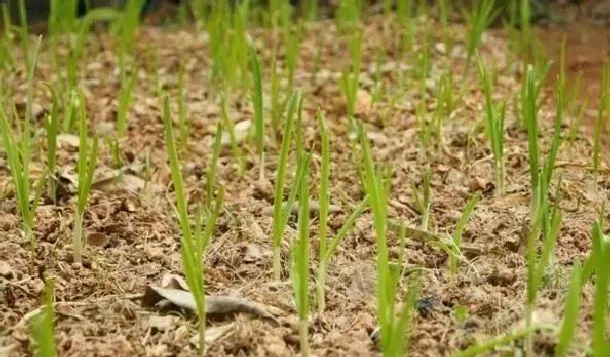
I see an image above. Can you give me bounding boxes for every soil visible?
[1,4,609,357]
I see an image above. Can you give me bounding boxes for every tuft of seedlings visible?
[0,36,43,246]
[73,91,99,265]
[163,95,224,357]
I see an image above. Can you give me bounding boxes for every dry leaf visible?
[142,283,278,320]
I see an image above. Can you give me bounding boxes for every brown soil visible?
[1,8,609,357]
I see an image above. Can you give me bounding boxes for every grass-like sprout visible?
[317,112,330,285]
[593,92,604,187]
[270,44,284,136]
[476,53,506,195]
[554,261,582,357]
[590,221,610,356]
[206,123,222,210]
[232,0,251,91]
[449,193,481,275]
[317,195,368,312]
[220,95,246,176]
[396,0,414,54]
[1,4,14,70]
[463,0,498,77]
[271,90,300,280]
[43,84,60,202]
[281,4,302,91]
[0,36,42,245]
[601,62,610,131]
[340,28,363,120]
[522,67,539,207]
[524,174,562,356]
[177,62,189,149]
[360,123,419,357]
[30,278,56,357]
[292,150,311,357]
[163,95,224,357]
[412,166,431,230]
[249,42,265,181]
[117,65,138,139]
[74,91,99,265]
[17,0,29,66]
[315,111,369,312]
[302,0,318,21]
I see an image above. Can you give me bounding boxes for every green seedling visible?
[438,0,452,49]
[17,0,29,66]
[601,61,609,134]
[567,96,589,145]
[554,262,582,357]
[317,112,330,279]
[593,93,604,187]
[590,221,610,356]
[249,43,265,181]
[360,122,419,357]
[463,0,498,77]
[340,28,363,120]
[206,124,222,210]
[117,66,138,139]
[270,44,283,136]
[292,151,311,357]
[316,111,369,311]
[43,84,60,202]
[522,67,539,207]
[412,166,431,230]
[449,193,481,275]
[317,195,368,312]
[281,4,302,91]
[74,91,99,265]
[177,62,189,148]
[397,0,414,54]
[236,1,252,91]
[30,279,56,357]
[271,91,300,280]
[1,4,14,70]
[477,53,506,194]
[220,95,245,176]
[163,95,224,357]
[302,0,318,21]
[336,0,361,31]
[0,37,42,245]
[524,174,562,357]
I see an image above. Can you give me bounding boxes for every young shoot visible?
[30,279,56,357]
[206,123,222,210]
[163,95,224,357]
[476,53,506,195]
[360,122,419,357]
[412,166,432,230]
[292,151,311,357]
[0,36,42,245]
[117,66,138,139]
[271,91,299,280]
[463,0,498,77]
[449,193,481,276]
[43,84,60,202]
[220,95,245,176]
[249,43,265,181]
[74,92,99,265]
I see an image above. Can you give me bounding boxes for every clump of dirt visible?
[0,8,608,357]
